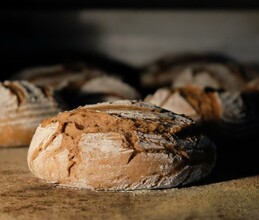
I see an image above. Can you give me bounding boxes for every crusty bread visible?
[27,100,216,191]
[60,75,141,108]
[12,63,104,90]
[171,63,245,91]
[145,87,222,123]
[13,63,141,108]
[141,54,246,92]
[0,81,63,147]
[80,76,140,100]
[68,75,141,106]
[145,86,257,137]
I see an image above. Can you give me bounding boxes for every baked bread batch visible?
[1,53,259,191]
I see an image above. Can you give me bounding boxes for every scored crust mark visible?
[160,89,174,108]
[126,149,140,164]
[2,81,26,107]
[145,86,222,123]
[177,87,221,121]
[67,155,76,177]
[28,100,216,191]
[37,86,54,99]
[30,146,43,161]
[30,123,62,161]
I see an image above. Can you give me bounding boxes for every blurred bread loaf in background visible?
[140,53,258,95]
[13,63,141,108]
[0,81,64,147]
[145,86,259,138]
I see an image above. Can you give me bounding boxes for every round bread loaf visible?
[27,100,216,191]
[145,86,258,137]
[141,54,246,92]
[0,81,63,147]
[171,63,245,91]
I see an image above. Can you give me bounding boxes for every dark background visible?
[1,1,259,81]
[1,0,259,10]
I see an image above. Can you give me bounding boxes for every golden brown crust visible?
[0,124,36,147]
[145,86,222,123]
[28,100,216,191]
[145,86,259,138]
[175,87,222,121]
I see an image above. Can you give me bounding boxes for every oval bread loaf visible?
[27,100,216,191]
[0,81,63,147]
[63,75,141,108]
[13,63,141,108]
[12,63,104,90]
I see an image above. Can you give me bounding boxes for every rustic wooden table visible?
[0,147,259,220]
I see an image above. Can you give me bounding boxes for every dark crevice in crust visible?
[31,145,43,161]
[31,134,59,162]
[86,105,162,113]
[159,89,173,107]
[61,122,68,133]
[178,88,202,116]
[31,123,63,162]
[2,82,26,107]
[37,86,53,99]
[127,150,140,164]
[75,123,84,130]
[177,87,221,122]
[67,156,76,177]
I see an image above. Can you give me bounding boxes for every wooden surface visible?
[0,147,259,220]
